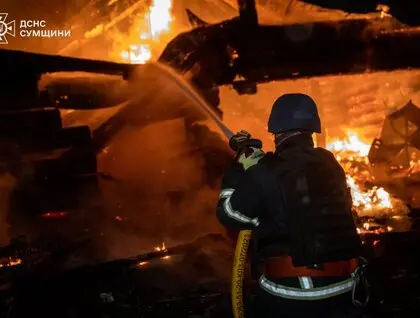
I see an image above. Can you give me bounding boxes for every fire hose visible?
[231,229,252,318]
[179,98,251,318]
[146,62,252,318]
[154,71,251,318]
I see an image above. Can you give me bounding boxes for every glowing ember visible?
[136,243,170,268]
[377,4,391,18]
[356,221,393,235]
[409,152,420,175]
[120,0,173,64]
[41,211,68,218]
[0,257,22,268]
[327,130,405,219]
[154,242,167,252]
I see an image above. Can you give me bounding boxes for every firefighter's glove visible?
[229,130,251,152]
[238,147,265,170]
[229,130,263,152]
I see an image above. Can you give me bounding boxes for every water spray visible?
[145,62,234,140]
[99,62,248,318]
[143,62,250,318]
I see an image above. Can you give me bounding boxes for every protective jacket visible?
[216,133,362,301]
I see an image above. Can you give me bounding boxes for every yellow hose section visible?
[231,229,252,318]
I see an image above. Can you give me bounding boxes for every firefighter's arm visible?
[216,160,263,230]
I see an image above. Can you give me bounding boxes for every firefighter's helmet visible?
[267,93,321,134]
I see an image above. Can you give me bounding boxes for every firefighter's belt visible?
[264,256,358,277]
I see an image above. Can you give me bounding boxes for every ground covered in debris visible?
[2,225,420,318]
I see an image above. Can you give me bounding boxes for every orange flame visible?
[154,242,167,252]
[327,131,398,216]
[0,257,22,268]
[327,131,370,158]
[121,0,173,64]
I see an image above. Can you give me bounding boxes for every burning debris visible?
[0,256,22,269]
[154,242,167,253]
[357,220,392,235]
[327,130,410,234]
[136,242,170,268]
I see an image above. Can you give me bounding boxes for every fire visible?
[327,132,370,158]
[356,221,393,235]
[0,257,22,268]
[345,176,391,211]
[154,243,171,260]
[154,242,167,252]
[327,131,397,216]
[409,152,420,175]
[137,242,169,268]
[149,0,172,38]
[120,0,173,64]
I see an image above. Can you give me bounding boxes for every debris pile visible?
[327,131,409,233]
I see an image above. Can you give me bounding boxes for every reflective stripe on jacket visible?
[259,275,355,300]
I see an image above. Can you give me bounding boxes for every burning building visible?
[1,0,420,246]
[1,1,420,317]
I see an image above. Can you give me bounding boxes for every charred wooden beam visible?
[0,49,134,78]
[300,0,378,14]
[186,9,209,27]
[237,0,258,28]
[0,49,136,109]
[159,17,420,90]
[300,0,420,26]
[233,20,420,84]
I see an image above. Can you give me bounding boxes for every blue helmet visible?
[267,93,321,134]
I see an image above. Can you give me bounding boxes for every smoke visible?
[0,62,235,279]
[71,62,234,261]
[38,72,132,109]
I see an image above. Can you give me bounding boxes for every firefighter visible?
[216,93,365,317]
